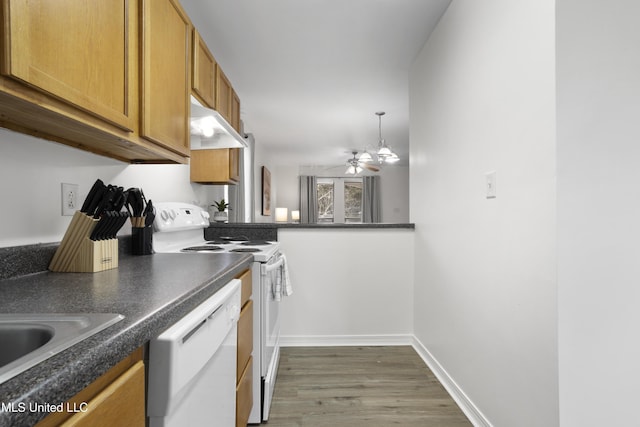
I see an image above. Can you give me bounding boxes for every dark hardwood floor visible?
[266,346,472,427]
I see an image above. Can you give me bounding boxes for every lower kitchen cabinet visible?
[236,357,253,427]
[36,348,145,427]
[190,148,241,184]
[238,300,253,376]
[236,269,253,427]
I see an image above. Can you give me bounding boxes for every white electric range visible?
[152,202,283,423]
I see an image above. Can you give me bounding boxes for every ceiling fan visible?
[345,151,380,175]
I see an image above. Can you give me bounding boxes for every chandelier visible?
[358,112,399,165]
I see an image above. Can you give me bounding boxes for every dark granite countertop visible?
[208,222,279,228]
[274,222,415,229]
[206,222,415,229]
[204,222,414,242]
[0,252,252,426]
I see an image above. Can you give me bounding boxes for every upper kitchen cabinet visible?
[191,28,242,132]
[215,65,233,125]
[231,90,241,133]
[140,0,192,157]
[191,148,240,184]
[192,29,216,109]
[1,0,136,131]
[0,0,188,163]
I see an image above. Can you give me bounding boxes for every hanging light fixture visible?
[345,151,363,175]
[374,111,399,164]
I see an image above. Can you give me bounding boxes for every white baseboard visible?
[280,334,413,347]
[411,336,493,427]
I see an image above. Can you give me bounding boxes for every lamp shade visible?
[377,145,392,156]
[275,207,288,222]
[386,152,400,163]
[359,151,373,163]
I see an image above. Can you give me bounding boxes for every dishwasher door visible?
[148,279,241,427]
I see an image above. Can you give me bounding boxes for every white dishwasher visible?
[147,279,241,427]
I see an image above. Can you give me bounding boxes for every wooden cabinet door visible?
[236,357,253,427]
[60,361,145,427]
[216,66,232,123]
[231,90,241,132]
[192,29,216,109]
[229,147,241,182]
[2,0,136,131]
[37,348,144,427]
[190,148,240,184]
[141,0,191,156]
[237,299,253,376]
[237,269,252,307]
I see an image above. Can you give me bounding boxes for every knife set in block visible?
[129,190,155,256]
[49,179,135,273]
[48,211,119,273]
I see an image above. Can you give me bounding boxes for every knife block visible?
[132,226,154,255]
[49,211,119,273]
[73,238,119,272]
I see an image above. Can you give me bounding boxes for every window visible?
[317,178,362,223]
[344,181,363,223]
[317,181,335,223]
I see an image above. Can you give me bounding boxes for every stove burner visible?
[230,248,262,253]
[241,241,272,246]
[206,240,230,245]
[181,246,224,252]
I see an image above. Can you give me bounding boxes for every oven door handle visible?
[261,257,284,275]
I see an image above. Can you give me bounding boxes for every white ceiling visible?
[181,0,451,167]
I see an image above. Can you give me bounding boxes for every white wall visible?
[410,1,557,426]
[274,165,299,220]
[557,1,640,425]
[278,228,414,344]
[379,166,410,223]
[0,128,222,247]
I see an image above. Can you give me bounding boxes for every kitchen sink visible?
[0,324,55,367]
[0,313,124,385]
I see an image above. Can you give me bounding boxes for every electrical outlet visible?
[61,183,79,216]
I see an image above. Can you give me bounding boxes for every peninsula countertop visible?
[0,252,252,426]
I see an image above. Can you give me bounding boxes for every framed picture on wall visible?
[262,166,271,216]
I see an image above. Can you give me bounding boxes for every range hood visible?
[190,96,247,149]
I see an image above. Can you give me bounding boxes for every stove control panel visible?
[154,202,209,232]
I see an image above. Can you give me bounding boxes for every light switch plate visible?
[485,171,496,199]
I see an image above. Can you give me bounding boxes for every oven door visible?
[261,252,283,376]
[260,251,283,420]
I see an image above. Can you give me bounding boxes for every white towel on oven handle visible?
[264,255,283,301]
[273,264,282,301]
[280,252,293,297]
[263,253,291,301]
